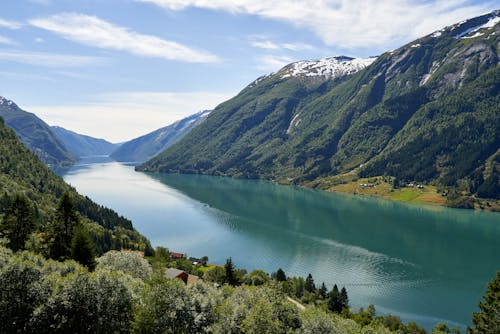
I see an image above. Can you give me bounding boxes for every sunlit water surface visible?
[61,156,500,330]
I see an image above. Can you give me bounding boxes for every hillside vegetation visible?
[3,246,494,334]
[0,97,75,167]
[0,116,152,255]
[139,11,500,207]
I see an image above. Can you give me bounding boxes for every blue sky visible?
[0,0,497,142]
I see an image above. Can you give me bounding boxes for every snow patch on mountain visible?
[0,96,15,106]
[279,56,376,79]
[454,14,500,39]
[248,74,272,88]
[286,113,301,135]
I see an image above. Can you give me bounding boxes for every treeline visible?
[0,118,152,254]
[2,247,497,334]
[0,191,152,264]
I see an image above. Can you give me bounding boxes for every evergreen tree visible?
[275,268,287,282]
[1,194,35,251]
[71,226,96,271]
[318,282,328,299]
[49,192,79,260]
[305,273,316,293]
[340,286,349,310]
[468,271,499,334]
[328,284,342,313]
[224,257,237,286]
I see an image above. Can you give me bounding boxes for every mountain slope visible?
[52,126,119,157]
[0,97,75,167]
[111,110,210,162]
[139,11,500,201]
[0,116,152,254]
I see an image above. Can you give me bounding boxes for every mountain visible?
[0,115,152,255]
[111,110,211,162]
[0,97,75,167]
[139,10,500,201]
[52,126,120,157]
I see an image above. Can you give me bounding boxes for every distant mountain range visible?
[0,94,211,168]
[139,10,500,201]
[0,97,75,167]
[111,110,211,163]
[51,126,119,157]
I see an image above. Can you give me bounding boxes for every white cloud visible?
[0,50,104,67]
[136,0,496,49]
[35,37,45,43]
[281,43,315,52]
[0,18,22,30]
[251,40,280,50]
[257,55,294,72]
[250,38,315,51]
[29,13,220,63]
[26,91,236,142]
[0,35,16,46]
[30,0,52,5]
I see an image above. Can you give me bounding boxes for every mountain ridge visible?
[138,10,500,205]
[51,125,120,158]
[0,96,75,167]
[111,110,210,163]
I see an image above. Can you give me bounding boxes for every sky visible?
[0,0,497,142]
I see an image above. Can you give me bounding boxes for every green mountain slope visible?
[0,97,75,167]
[111,110,210,163]
[139,11,500,201]
[52,126,120,157]
[0,116,152,254]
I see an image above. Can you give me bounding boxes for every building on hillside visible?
[170,252,185,260]
[188,257,202,265]
[165,267,200,285]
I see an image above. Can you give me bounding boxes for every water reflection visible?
[147,173,500,328]
[62,159,500,330]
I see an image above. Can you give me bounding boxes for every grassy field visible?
[304,174,447,206]
[302,174,500,211]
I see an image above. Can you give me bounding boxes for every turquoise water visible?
[62,156,500,330]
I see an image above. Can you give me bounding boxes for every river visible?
[60,156,500,330]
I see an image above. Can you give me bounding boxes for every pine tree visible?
[319,282,328,299]
[305,273,316,293]
[340,286,349,310]
[275,268,287,282]
[49,192,79,260]
[468,271,499,334]
[1,194,35,251]
[71,226,96,271]
[224,257,237,286]
[328,284,342,313]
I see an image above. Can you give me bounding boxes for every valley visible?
[0,5,499,333]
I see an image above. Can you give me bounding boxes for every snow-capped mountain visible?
[428,9,499,40]
[278,56,376,79]
[139,9,499,205]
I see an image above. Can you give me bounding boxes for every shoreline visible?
[299,175,500,212]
